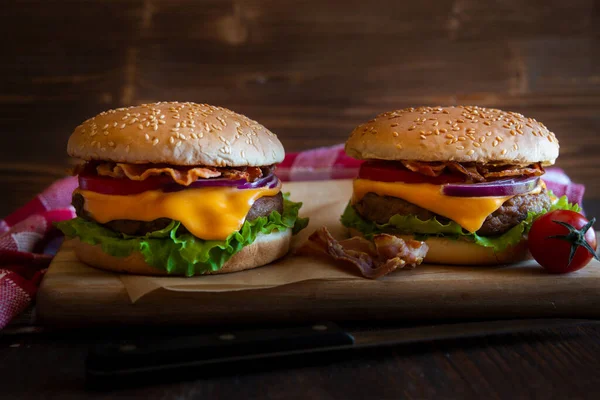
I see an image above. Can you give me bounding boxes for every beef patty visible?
[72,192,284,236]
[354,190,551,236]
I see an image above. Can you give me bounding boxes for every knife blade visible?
[86,318,600,390]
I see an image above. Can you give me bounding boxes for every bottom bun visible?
[72,229,292,276]
[347,228,529,265]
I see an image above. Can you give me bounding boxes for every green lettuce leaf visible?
[57,194,308,276]
[340,193,580,253]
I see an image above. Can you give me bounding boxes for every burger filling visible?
[57,162,308,276]
[341,160,580,253]
[72,191,284,236]
[355,191,552,236]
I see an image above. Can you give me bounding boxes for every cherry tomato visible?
[358,161,464,185]
[528,210,599,274]
[78,175,172,195]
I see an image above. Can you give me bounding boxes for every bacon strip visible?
[95,163,268,186]
[447,162,486,182]
[401,161,545,183]
[97,163,221,186]
[478,163,544,179]
[401,161,446,177]
[300,227,428,279]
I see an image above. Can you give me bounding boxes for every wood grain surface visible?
[2,1,600,399]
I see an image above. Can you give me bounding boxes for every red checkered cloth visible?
[0,145,586,329]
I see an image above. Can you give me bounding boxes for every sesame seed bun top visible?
[67,102,285,167]
[345,106,559,166]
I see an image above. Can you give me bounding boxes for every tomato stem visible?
[548,217,599,266]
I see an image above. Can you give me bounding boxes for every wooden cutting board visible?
[37,180,600,327]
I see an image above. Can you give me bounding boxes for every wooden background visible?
[1,0,599,217]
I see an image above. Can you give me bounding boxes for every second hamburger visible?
[342,106,579,265]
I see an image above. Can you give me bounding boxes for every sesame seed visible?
[180,134,186,140]
[169,137,175,144]
[396,143,403,149]
[486,132,492,136]
[466,149,475,156]
[510,130,516,136]
[445,140,453,145]
[479,137,486,143]
[145,133,150,141]
[103,130,109,136]
[440,128,448,133]
[108,141,115,147]
[120,124,126,129]
[496,136,504,142]
[516,129,523,135]
[473,142,481,147]
[501,149,507,155]
[458,136,466,141]
[102,124,109,129]
[456,146,465,150]
[420,134,427,140]
[152,138,159,146]
[420,130,426,135]
[391,123,399,127]
[493,140,499,147]
[445,134,454,139]
[452,127,460,131]
[176,141,182,147]
[434,129,440,135]
[138,124,144,130]
[433,121,439,126]
[393,132,399,137]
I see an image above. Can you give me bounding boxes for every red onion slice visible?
[441,176,540,197]
[163,173,279,192]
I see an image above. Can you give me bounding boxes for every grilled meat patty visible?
[72,192,284,236]
[354,190,551,236]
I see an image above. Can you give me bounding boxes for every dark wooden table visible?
[2,0,600,398]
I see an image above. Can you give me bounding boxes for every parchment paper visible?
[119,180,361,303]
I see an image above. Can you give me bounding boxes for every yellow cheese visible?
[352,179,530,233]
[76,182,281,241]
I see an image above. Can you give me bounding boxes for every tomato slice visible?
[78,175,172,195]
[358,161,464,185]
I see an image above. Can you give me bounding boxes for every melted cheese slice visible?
[77,182,281,241]
[352,179,542,233]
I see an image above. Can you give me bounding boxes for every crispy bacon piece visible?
[220,166,264,181]
[398,161,545,182]
[447,162,486,182]
[97,163,222,186]
[94,163,271,186]
[300,227,428,279]
[479,162,544,179]
[401,160,446,177]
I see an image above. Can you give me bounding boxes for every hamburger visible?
[341,106,579,265]
[57,102,307,276]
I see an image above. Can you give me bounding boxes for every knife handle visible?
[86,322,354,389]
